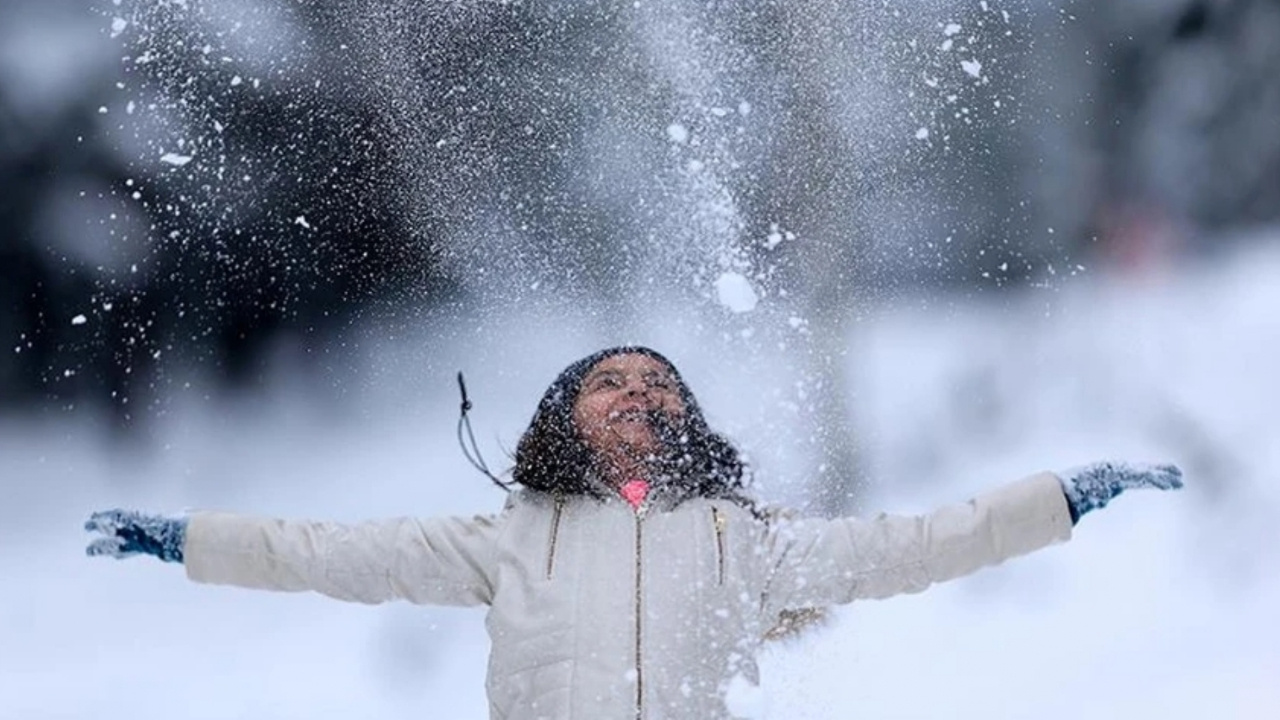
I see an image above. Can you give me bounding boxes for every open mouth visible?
[609,408,651,423]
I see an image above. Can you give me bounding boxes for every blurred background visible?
[2,0,1278,718]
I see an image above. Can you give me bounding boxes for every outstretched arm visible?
[86,508,504,607]
[763,462,1181,613]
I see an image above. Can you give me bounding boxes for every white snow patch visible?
[944,23,962,36]
[915,127,930,140]
[666,123,689,144]
[110,18,128,38]
[714,272,758,314]
[764,225,794,250]
[724,673,766,718]
[961,59,983,78]
[159,153,193,167]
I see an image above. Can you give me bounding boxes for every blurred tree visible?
[1051,0,1280,267]
[0,0,443,424]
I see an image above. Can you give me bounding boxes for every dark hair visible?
[513,346,755,510]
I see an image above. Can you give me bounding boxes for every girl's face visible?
[572,353,687,467]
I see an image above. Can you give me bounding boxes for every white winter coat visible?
[184,472,1073,719]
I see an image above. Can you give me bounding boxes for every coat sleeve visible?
[761,472,1073,614]
[182,511,503,606]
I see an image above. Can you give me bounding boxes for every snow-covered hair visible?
[512,346,754,509]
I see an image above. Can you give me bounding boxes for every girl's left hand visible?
[1057,461,1183,524]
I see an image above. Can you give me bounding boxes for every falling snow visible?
[159,153,193,167]
[714,272,758,314]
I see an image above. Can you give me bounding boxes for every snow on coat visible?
[183,472,1073,719]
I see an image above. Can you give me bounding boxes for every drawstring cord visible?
[456,372,512,492]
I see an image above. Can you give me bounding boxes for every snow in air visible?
[714,272,758,313]
[159,153,193,167]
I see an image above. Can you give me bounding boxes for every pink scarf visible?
[619,478,650,510]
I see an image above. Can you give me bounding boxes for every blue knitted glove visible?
[1057,461,1183,524]
[85,509,188,563]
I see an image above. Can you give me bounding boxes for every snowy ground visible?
[3,240,1278,719]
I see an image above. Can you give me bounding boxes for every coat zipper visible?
[711,506,727,586]
[634,503,646,719]
[545,496,565,580]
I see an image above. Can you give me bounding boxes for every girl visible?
[86,346,1182,720]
